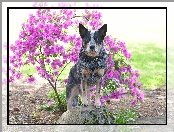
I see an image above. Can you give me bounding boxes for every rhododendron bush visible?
[8,3,144,112]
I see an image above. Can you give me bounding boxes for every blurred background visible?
[4,3,166,48]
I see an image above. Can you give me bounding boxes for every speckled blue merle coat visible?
[66,24,108,110]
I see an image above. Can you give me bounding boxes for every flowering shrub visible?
[8,2,144,112]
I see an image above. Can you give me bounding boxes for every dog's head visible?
[79,24,107,57]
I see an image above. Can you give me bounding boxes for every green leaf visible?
[47,90,56,98]
[114,60,119,70]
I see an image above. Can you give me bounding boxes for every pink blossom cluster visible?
[7,3,144,106]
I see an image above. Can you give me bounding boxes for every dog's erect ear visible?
[99,24,107,38]
[79,23,87,38]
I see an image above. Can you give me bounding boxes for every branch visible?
[57,61,71,80]
[71,15,89,21]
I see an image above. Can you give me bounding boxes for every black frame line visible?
[7,6,167,125]
[8,7,166,9]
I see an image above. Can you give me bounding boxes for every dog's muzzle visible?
[90,45,95,52]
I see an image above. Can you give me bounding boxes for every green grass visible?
[20,62,73,81]
[114,108,137,124]
[20,64,37,77]
[57,63,73,80]
[127,43,166,90]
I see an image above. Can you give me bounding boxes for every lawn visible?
[127,43,166,90]
[20,61,73,81]
[20,42,166,90]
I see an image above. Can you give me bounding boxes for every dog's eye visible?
[94,36,98,41]
[85,36,90,42]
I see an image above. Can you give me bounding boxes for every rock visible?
[29,98,36,103]
[57,105,115,124]
[13,107,20,111]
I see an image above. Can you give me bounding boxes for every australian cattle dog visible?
[66,23,108,110]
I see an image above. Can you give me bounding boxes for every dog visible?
[66,23,108,110]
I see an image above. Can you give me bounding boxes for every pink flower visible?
[100,99,105,105]
[90,93,95,98]
[27,77,35,83]
[16,72,22,80]
[124,78,129,85]
[109,90,121,99]
[64,79,68,84]
[107,55,112,63]
[131,88,137,96]
[113,70,120,80]
[9,76,14,83]
[45,74,52,79]
[129,83,134,89]
[101,95,108,101]
[10,68,15,75]
[127,65,131,72]
[138,92,144,102]
[90,86,96,92]
[48,101,54,105]
[54,71,59,76]
[106,69,114,79]
[45,58,51,64]
[136,73,140,78]
[130,99,137,106]
[50,77,55,83]
[121,67,127,72]
[101,81,105,87]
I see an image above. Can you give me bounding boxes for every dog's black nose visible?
[90,45,95,50]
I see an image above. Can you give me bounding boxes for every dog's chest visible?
[86,72,100,86]
[79,55,105,71]
[84,58,99,71]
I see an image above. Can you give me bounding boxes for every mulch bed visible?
[9,77,166,124]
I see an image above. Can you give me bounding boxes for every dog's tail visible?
[72,96,78,108]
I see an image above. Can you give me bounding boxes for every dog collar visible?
[82,52,99,60]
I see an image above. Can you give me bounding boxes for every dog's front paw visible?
[82,102,88,107]
[94,101,101,109]
[82,98,89,107]
[82,103,88,107]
